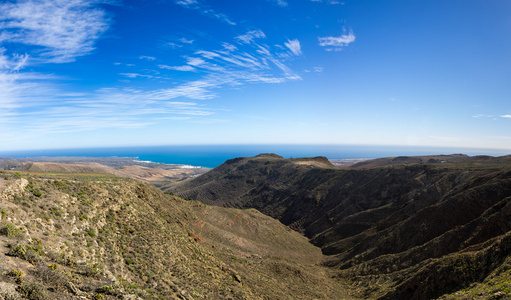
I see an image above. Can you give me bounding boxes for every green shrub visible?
[9,244,27,258]
[78,264,99,278]
[98,285,114,293]
[19,282,49,300]
[0,223,20,237]
[24,249,40,264]
[8,269,24,284]
[98,285,123,296]
[33,189,42,197]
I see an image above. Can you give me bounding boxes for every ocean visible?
[1,144,510,169]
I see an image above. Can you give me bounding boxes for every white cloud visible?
[0,48,53,128]
[195,50,221,60]
[1,81,218,138]
[166,42,183,49]
[175,0,198,6]
[310,0,344,4]
[175,0,236,25]
[207,11,236,26]
[158,64,196,72]
[318,30,356,51]
[139,56,156,61]
[195,50,267,70]
[180,38,194,44]
[285,39,302,56]
[148,79,220,101]
[187,57,207,67]
[0,0,109,63]
[501,115,511,118]
[222,43,238,51]
[235,30,266,44]
[119,73,155,79]
[3,15,303,138]
[152,30,303,99]
[270,0,288,7]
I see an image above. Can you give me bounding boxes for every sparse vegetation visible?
[0,222,21,237]
[2,155,511,299]
[18,282,49,300]
[0,170,347,299]
[8,269,24,284]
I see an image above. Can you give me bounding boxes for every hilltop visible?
[173,154,511,299]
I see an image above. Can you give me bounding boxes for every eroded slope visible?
[173,154,511,299]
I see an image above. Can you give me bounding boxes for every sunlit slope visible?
[0,172,349,300]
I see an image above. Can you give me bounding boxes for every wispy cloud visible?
[501,115,511,118]
[222,43,237,51]
[473,114,495,118]
[180,38,194,44]
[269,0,288,7]
[119,73,155,79]
[311,0,344,4]
[318,30,355,51]
[159,64,196,72]
[186,32,301,81]
[1,2,303,140]
[145,29,302,107]
[285,39,302,56]
[0,0,109,63]
[313,66,323,72]
[0,0,129,137]
[176,0,198,5]
[174,0,236,25]
[3,83,218,138]
[235,30,266,44]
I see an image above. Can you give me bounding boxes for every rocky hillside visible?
[0,171,349,300]
[173,153,511,299]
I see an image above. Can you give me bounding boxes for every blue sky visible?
[0,0,510,152]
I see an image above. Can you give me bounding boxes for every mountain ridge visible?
[173,153,511,299]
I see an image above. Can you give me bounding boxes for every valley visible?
[1,154,511,299]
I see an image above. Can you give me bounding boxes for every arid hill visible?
[0,171,350,300]
[173,154,511,299]
[0,157,209,187]
[2,154,511,299]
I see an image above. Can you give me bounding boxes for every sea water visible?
[1,145,510,169]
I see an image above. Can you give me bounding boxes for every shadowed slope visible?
[173,154,511,299]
